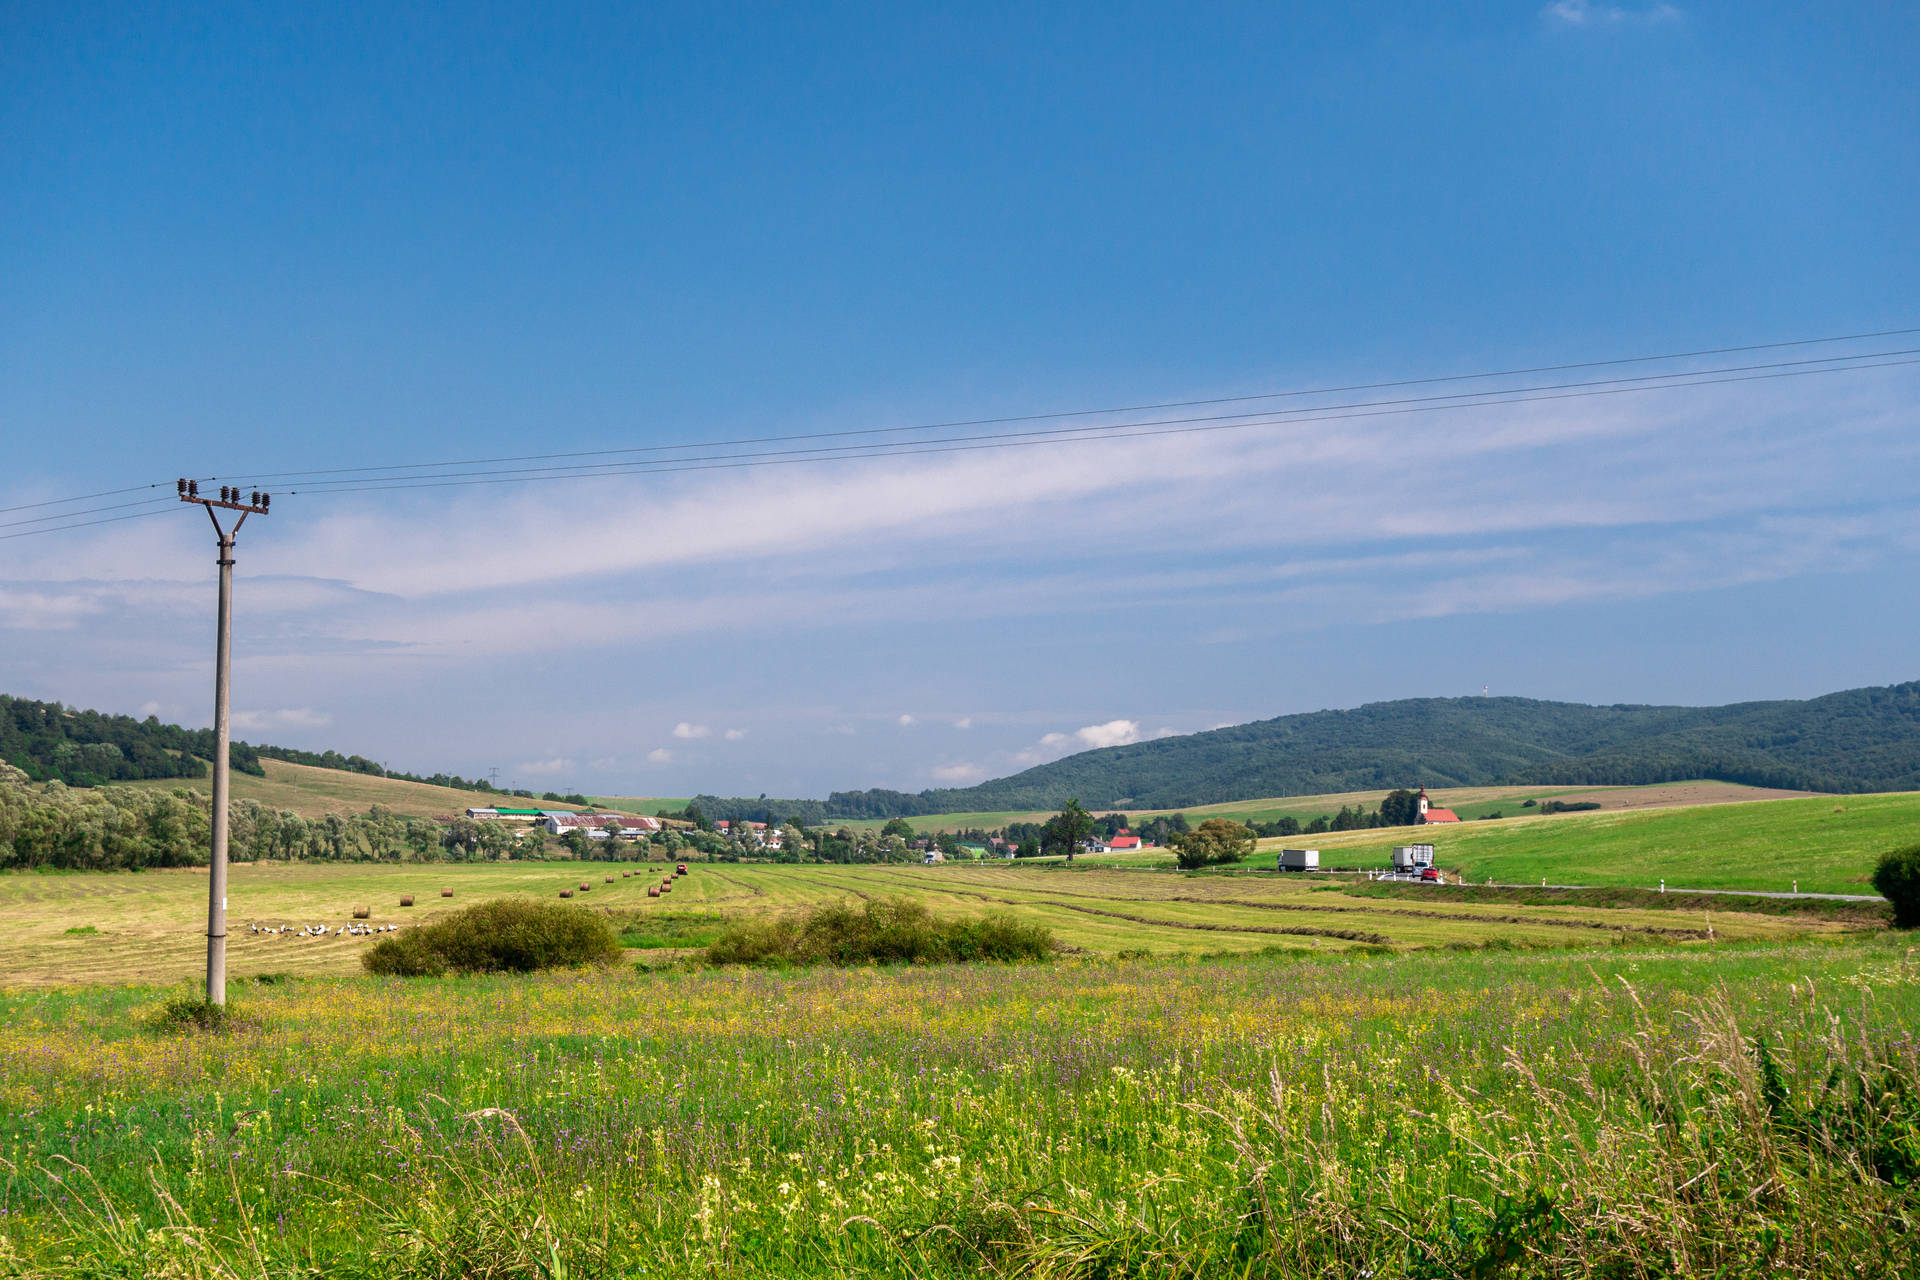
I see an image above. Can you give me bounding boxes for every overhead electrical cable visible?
[236,346,1920,493]
[205,328,1920,489]
[0,496,177,531]
[265,353,1920,496]
[0,507,181,542]
[3,325,1915,535]
[0,480,184,517]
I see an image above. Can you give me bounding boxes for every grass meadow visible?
[3,793,1915,1277]
[1231,791,1920,896]
[1,938,1916,1277]
[0,859,1868,987]
[829,780,1803,834]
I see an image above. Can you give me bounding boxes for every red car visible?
[1420,867,1440,882]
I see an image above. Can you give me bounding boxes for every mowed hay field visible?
[0,851,1880,987]
[122,758,505,819]
[1,937,1916,1276]
[1235,790,1920,895]
[123,758,684,822]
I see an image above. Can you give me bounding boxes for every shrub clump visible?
[363,897,623,976]
[149,996,252,1034]
[1873,844,1920,928]
[703,896,1053,967]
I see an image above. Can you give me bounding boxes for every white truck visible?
[1277,848,1320,871]
[1390,844,1436,874]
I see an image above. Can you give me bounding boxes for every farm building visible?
[1106,832,1143,852]
[539,813,663,837]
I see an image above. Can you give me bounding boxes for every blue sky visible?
[3,2,1917,799]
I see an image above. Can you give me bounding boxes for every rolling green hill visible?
[825,680,1920,816]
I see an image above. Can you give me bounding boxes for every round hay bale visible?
[440,888,454,898]
[399,895,415,907]
[560,889,574,898]
[647,886,660,897]
[605,876,614,883]
[579,881,592,891]
[351,906,371,920]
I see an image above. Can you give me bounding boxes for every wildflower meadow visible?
[2,936,1916,1277]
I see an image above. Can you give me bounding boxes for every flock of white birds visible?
[247,923,398,938]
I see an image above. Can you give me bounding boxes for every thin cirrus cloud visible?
[6,367,1916,672]
[232,707,333,731]
[514,756,575,776]
[1543,0,1681,26]
[2,364,1917,794]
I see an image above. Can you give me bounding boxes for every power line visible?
[0,506,179,542]
[0,496,175,531]
[275,353,1920,496]
[202,324,1920,487]
[5,324,1917,530]
[0,480,182,517]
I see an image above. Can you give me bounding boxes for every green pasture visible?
[1230,791,1920,895]
[829,779,1795,833]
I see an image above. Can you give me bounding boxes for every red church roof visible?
[1422,808,1461,823]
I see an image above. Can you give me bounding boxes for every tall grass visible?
[0,939,1915,1276]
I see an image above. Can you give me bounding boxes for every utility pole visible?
[178,479,271,1005]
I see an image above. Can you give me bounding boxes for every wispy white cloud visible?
[930,761,987,784]
[516,756,574,776]
[954,716,973,729]
[1015,718,1146,765]
[646,747,673,764]
[723,728,748,741]
[1544,0,1681,26]
[672,722,710,739]
[897,713,916,726]
[233,707,332,731]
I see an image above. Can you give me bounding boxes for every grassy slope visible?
[833,780,1802,833]
[119,758,683,821]
[1231,791,1918,895]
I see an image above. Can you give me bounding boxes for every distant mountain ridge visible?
[823,681,1920,817]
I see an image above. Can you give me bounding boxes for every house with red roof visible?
[1106,831,1143,851]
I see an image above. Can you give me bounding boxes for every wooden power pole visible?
[178,479,271,1004]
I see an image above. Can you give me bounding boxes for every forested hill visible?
[0,695,497,795]
[825,681,1920,816]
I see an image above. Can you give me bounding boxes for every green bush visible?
[149,996,251,1034]
[1872,844,1920,928]
[363,897,623,976]
[703,896,1053,967]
